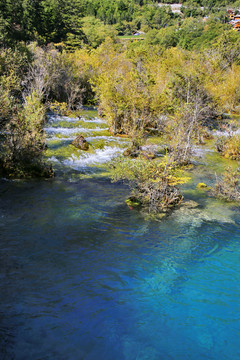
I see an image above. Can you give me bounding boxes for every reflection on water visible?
[1,177,240,360]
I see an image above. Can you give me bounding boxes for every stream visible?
[1,112,240,359]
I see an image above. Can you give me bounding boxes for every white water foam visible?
[48,156,60,163]
[192,146,214,157]
[86,135,130,143]
[213,129,240,137]
[79,116,106,124]
[45,126,108,136]
[48,115,79,123]
[63,146,123,169]
[48,114,106,124]
[46,136,75,142]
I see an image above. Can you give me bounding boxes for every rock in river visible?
[72,135,89,151]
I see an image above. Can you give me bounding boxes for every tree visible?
[0,90,52,178]
[0,45,51,177]
[81,16,117,48]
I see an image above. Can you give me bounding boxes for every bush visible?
[49,101,69,116]
[110,156,190,213]
[0,91,52,178]
[215,135,240,160]
[212,166,240,202]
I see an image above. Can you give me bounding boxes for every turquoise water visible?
[1,114,240,359]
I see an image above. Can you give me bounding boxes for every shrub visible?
[212,166,240,202]
[215,135,240,160]
[49,101,69,116]
[110,156,190,213]
[0,92,52,178]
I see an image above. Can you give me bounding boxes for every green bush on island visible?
[110,156,190,213]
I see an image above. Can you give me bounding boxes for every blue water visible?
[1,177,240,360]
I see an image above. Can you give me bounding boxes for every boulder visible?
[72,135,89,150]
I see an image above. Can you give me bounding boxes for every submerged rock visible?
[182,200,199,209]
[174,198,235,227]
[72,135,89,150]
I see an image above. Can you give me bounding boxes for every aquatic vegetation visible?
[45,141,82,160]
[90,129,111,137]
[88,136,129,149]
[182,200,199,208]
[93,139,106,150]
[77,110,99,119]
[76,120,108,129]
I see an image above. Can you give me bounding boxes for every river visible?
[0,112,240,359]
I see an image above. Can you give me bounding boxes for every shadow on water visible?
[0,321,15,360]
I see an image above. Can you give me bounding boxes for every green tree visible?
[82,16,117,48]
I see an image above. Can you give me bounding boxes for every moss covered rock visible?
[72,135,89,150]
[182,200,199,209]
[196,182,210,190]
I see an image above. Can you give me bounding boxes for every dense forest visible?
[0,0,240,211]
[1,0,240,45]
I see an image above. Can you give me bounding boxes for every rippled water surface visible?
[1,114,240,360]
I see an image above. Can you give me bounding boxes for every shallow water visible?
[1,114,240,360]
[45,114,130,175]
